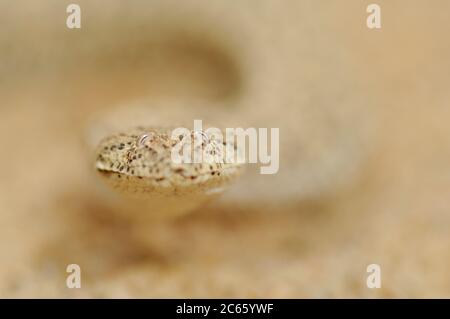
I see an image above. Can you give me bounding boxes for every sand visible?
[0,0,449,297]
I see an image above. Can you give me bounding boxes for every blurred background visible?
[0,0,449,297]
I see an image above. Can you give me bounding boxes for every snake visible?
[67,0,374,221]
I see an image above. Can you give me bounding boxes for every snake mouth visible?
[95,166,140,180]
[96,168,121,180]
[96,168,114,176]
[96,168,138,179]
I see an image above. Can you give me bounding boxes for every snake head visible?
[93,126,243,218]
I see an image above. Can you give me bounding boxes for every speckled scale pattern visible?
[95,126,243,195]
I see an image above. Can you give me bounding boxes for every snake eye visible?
[191,130,209,146]
[138,133,155,147]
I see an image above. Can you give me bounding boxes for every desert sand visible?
[0,0,449,297]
